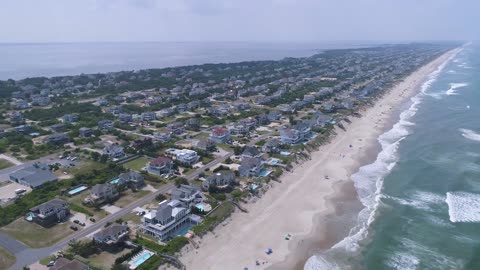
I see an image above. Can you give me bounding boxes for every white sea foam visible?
[459,128,480,142]
[386,191,445,212]
[305,49,462,270]
[445,82,468,95]
[386,251,420,270]
[445,192,480,222]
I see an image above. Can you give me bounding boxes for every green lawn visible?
[209,201,234,220]
[0,218,75,248]
[115,190,151,208]
[122,157,150,171]
[84,249,130,270]
[0,158,14,170]
[0,247,16,270]
[64,193,109,220]
[66,160,106,175]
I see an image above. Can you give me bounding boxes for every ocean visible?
[0,41,374,80]
[305,44,480,270]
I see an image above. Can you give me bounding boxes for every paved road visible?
[8,183,175,270]
[5,131,273,270]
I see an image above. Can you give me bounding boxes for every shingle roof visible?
[150,156,171,166]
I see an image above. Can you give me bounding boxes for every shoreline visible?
[179,49,459,270]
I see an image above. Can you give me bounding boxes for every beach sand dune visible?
[180,50,458,270]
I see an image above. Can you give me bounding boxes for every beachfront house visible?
[141,199,200,242]
[239,158,264,177]
[10,163,58,189]
[262,138,283,154]
[279,128,303,145]
[171,184,203,208]
[147,156,174,176]
[93,223,129,246]
[202,170,236,191]
[28,198,70,227]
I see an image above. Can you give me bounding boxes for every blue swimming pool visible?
[25,213,34,221]
[195,203,205,212]
[68,185,88,196]
[130,251,153,268]
[280,151,291,156]
[259,169,272,177]
[110,178,120,184]
[177,224,194,236]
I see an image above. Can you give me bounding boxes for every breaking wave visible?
[445,192,480,223]
[304,50,460,270]
[459,128,480,142]
[445,82,468,95]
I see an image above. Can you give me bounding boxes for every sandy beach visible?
[180,49,458,270]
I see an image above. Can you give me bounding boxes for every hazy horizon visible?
[0,0,478,43]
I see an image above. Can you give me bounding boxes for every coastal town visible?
[0,43,456,270]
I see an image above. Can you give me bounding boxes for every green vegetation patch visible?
[0,246,16,270]
[0,218,74,248]
[122,157,150,171]
[0,158,14,169]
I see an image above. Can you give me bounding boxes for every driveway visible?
[0,154,23,166]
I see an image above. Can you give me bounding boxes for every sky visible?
[0,0,478,42]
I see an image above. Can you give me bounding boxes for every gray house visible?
[93,224,129,246]
[147,156,173,176]
[202,171,235,191]
[262,138,283,154]
[79,127,93,138]
[85,183,118,205]
[239,158,264,177]
[241,146,263,158]
[102,144,125,159]
[171,184,203,208]
[45,133,70,145]
[10,163,58,189]
[118,171,145,189]
[29,198,69,227]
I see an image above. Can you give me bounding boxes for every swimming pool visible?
[129,250,153,269]
[176,224,194,236]
[25,213,34,221]
[259,169,272,177]
[280,151,291,156]
[68,185,88,196]
[110,178,120,184]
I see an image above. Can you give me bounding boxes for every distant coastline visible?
[0,41,377,80]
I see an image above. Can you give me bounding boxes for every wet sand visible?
[180,49,459,270]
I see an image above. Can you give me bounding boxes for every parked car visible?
[79,222,86,226]
[70,225,78,231]
[73,220,80,224]
[89,217,96,222]
[47,261,56,267]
